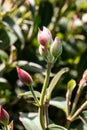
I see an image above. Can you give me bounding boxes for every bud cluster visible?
[37,26,62,63]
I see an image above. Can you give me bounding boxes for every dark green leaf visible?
[50,97,67,113]
[3,15,24,48]
[13,60,45,73]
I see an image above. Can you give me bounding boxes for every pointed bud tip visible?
[16,67,33,85]
[0,106,9,126]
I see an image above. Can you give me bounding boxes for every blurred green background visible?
[0,0,87,129]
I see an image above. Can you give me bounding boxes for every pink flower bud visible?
[82,69,87,80]
[16,67,33,85]
[38,26,52,46]
[39,45,47,56]
[50,37,62,58]
[0,106,9,126]
[79,78,86,87]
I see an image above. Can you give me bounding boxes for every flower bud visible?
[79,78,86,87]
[82,69,87,80]
[16,67,33,85]
[0,106,9,126]
[39,45,47,56]
[38,26,52,46]
[50,37,62,58]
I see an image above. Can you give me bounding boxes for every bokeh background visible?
[0,0,87,129]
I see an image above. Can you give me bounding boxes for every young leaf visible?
[18,91,41,99]
[47,67,69,99]
[49,97,67,114]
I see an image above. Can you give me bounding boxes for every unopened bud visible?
[16,67,33,85]
[38,26,52,46]
[39,45,47,56]
[50,37,62,58]
[0,106,9,126]
[79,78,86,87]
[82,69,87,80]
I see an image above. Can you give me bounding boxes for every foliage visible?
[0,0,87,130]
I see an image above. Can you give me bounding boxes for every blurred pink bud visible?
[39,45,47,56]
[38,26,52,46]
[0,106,9,126]
[73,14,78,20]
[82,13,87,24]
[25,0,30,5]
[16,67,33,85]
[50,37,62,58]
[82,69,87,80]
[79,78,86,87]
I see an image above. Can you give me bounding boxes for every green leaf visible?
[18,91,41,99]
[19,113,41,130]
[3,15,24,48]
[50,97,67,114]
[13,60,45,73]
[0,63,5,76]
[0,29,10,50]
[0,29,17,50]
[47,67,69,99]
[46,124,67,130]
[0,50,8,62]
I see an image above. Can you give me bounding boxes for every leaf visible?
[79,111,87,127]
[19,113,41,130]
[46,124,67,130]
[13,60,45,73]
[49,97,67,114]
[0,29,17,50]
[0,29,10,50]
[0,50,8,62]
[0,63,5,76]
[3,15,24,48]
[18,91,41,99]
[47,67,69,99]
[71,111,87,130]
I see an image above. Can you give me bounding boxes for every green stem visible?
[39,63,52,129]
[70,86,83,116]
[44,100,49,128]
[65,120,71,130]
[29,86,40,106]
[66,90,71,117]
